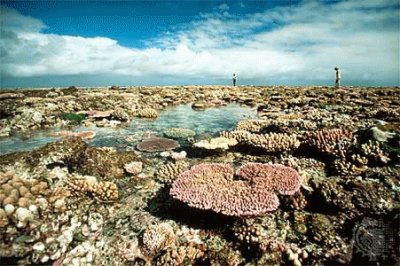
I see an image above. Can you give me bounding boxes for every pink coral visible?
[170,163,302,217]
[237,163,302,195]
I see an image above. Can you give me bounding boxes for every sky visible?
[0,0,399,88]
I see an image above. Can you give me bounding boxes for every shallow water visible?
[0,103,255,155]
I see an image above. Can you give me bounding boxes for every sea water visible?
[0,103,256,155]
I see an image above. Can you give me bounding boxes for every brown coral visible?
[155,244,206,266]
[219,130,252,143]
[233,219,266,246]
[140,223,176,257]
[155,161,189,184]
[220,130,300,153]
[333,154,368,176]
[361,140,391,164]
[303,128,354,156]
[67,145,138,179]
[0,172,49,209]
[244,133,300,153]
[137,137,180,152]
[68,178,119,202]
[137,108,159,119]
[92,182,119,202]
[237,119,269,133]
[68,179,91,195]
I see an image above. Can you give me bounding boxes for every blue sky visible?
[0,0,399,88]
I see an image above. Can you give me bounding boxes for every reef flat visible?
[0,85,399,265]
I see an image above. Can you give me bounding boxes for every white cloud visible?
[216,3,230,11]
[1,1,399,86]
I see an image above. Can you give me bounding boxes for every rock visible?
[370,127,395,142]
[0,93,24,100]
[32,111,43,124]
[124,161,143,175]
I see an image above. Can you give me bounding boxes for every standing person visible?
[232,73,237,86]
[334,67,341,88]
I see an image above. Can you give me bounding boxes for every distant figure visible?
[232,73,237,86]
[334,67,341,88]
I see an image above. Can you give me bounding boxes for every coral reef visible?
[155,161,189,184]
[68,178,119,202]
[244,133,301,153]
[219,130,252,142]
[52,130,96,139]
[236,119,269,133]
[333,154,368,176]
[137,137,180,152]
[170,163,302,216]
[220,130,300,153]
[139,222,177,257]
[303,128,354,156]
[0,172,52,229]
[361,140,391,164]
[137,108,159,119]
[68,145,138,179]
[0,86,399,265]
[164,128,196,139]
[193,137,238,150]
[124,161,143,175]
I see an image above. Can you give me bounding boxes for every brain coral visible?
[170,163,302,216]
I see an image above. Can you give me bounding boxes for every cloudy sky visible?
[0,0,399,88]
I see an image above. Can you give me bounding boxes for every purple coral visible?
[170,163,302,217]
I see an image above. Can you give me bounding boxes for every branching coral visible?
[237,119,269,133]
[68,146,137,179]
[236,118,317,134]
[333,154,368,176]
[244,133,300,153]
[303,128,354,156]
[220,130,252,143]
[220,131,300,153]
[193,137,238,150]
[156,161,189,184]
[137,108,159,119]
[91,182,119,202]
[68,179,119,202]
[140,223,177,257]
[361,140,391,164]
[170,163,302,216]
[374,107,399,121]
